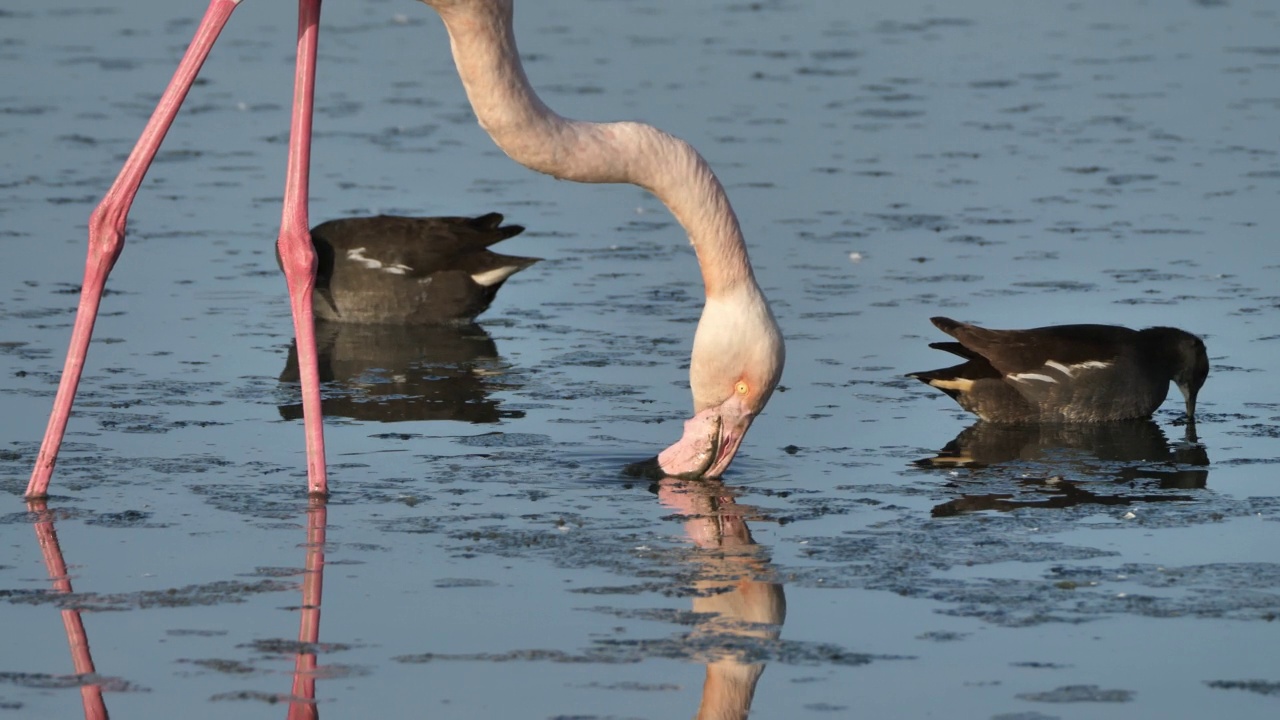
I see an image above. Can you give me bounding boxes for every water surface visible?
[2,1,1279,718]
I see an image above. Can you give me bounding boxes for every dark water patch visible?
[1113,297,1180,306]
[1230,423,1280,439]
[960,217,1031,228]
[1017,684,1133,703]
[884,273,983,284]
[84,509,166,528]
[166,628,230,637]
[570,581,701,598]
[874,18,973,34]
[1011,661,1071,669]
[239,638,355,656]
[89,378,230,406]
[783,488,1277,625]
[769,495,877,525]
[1104,268,1192,283]
[0,672,146,693]
[1129,228,1199,236]
[1226,46,1280,57]
[250,566,305,579]
[379,512,507,537]
[1106,174,1158,186]
[582,606,716,626]
[871,214,954,232]
[1204,679,1280,697]
[209,689,310,704]
[1,579,292,611]
[456,432,552,448]
[0,341,50,361]
[550,350,659,368]
[798,310,862,320]
[1011,281,1097,292]
[792,524,1114,581]
[916,630,968,642]
[858,108,925,119]
[1215,457,1280,466]
[434,577,499,589]
[946,234,1001,246]
[970,79,1017,89]
[395,634,908,667]
[576,680,681,691]
[191,476,358,521]
[176,658,257,675]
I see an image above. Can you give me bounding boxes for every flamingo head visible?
[657,286,784,479]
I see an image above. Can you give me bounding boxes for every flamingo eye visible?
[736,381,749,395]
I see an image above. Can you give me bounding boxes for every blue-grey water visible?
[2,0,1279,718]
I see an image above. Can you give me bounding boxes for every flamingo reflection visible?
[656,478,786,719]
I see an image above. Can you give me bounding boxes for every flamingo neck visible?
[428,0,757,298]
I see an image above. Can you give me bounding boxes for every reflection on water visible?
[286,499,326,720]
[917,420,1210,515]
[656,478,786,720]
[22,500,330,718]
[278,322,523,424]
[26,502,108,720]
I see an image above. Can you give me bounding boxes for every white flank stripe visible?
[1044,360,1074,376]
[1010,372,1057,384]
[471,265,522,287]
[346,248,414,275]
[1073,360,1111,371]
[346,247,381,269]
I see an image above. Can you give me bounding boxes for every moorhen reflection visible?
[918,420,1210,515]
[656,478,786,720]
[278,322,523,424]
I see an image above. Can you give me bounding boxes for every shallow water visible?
[2,0,1279,718]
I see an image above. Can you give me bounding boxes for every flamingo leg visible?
[277,0,329,496]
[27,0,331,498]
[25,0,243,499]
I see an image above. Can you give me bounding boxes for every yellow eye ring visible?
[736,381,749,395]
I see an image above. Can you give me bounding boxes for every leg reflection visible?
[28,500,108,720]
[287,497,327,720]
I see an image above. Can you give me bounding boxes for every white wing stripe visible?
[1010,372,1058,384]
[346,247,413,275]
[1045,360,1073,376]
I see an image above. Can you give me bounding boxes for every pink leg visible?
[277,0,329,496]
[25,0,242,499]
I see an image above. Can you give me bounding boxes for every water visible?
[2,0,1279,718]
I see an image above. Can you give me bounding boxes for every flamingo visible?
[23,0,783,499]
[423,0,784,478]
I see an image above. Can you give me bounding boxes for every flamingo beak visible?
[656,396,756,479]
